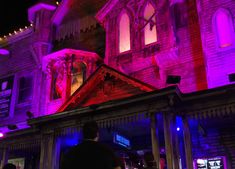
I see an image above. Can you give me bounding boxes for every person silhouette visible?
[61,121,121,169]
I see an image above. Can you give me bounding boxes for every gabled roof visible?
[57,64,156,112]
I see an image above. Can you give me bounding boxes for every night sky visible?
[0,0,39,36]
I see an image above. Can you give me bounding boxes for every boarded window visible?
[18,76,33,103]
[144,3,157,45]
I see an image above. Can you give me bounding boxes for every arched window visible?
[119,12,131,53]
[214,9,234,48]
[71,62,86,95]
[144,2,157,45]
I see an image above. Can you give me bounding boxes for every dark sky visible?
[0,0,39,36]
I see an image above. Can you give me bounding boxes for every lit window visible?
[18,76,33,103]
[51,65,64,100]
[214,9,234,48]
[144,3,157,45]
[71,62,86,95]
[119,12,131,53]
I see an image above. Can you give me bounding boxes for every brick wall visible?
[104,0,208,93]
[198,0,235,88]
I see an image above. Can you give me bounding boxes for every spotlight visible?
[7,124,18,130]
[176,127,180,131]
[26,111,34,119]
[0,132,4,138]
[166,75,181,84]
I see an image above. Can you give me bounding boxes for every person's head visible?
[3,163,16,169]
[82,121,99,141]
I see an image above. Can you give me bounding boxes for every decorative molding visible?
[28,3,57,23]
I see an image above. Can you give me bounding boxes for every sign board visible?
[195,157,226,169]
[8,158,25,169]
[0,76,14,118]
[113,133,131,149]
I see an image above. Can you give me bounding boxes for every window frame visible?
[117,10,132,54]
[142,1,158,46]
[212,8,235,50]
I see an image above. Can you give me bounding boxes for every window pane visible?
[119,12,131,53]
[71,62,86,95]
[18,77,33,103]
[144,3,157,45]
[216,10,233,48]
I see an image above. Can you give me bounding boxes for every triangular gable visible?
[57,64,156,112]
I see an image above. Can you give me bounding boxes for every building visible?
[0,0,235,168]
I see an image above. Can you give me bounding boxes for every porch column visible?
[150,113,160,169]
[0,147,9,168]
[40,133,61,169]
[172,116,180,169]
[163,112,174,169]
[163,112,180,169]
[182,116,193,169]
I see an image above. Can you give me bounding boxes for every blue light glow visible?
[113,133,131,148]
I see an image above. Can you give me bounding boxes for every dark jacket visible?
[61,140,120,169]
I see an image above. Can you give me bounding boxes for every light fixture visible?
[228,73,235,82]
[166,75,181,84]
[0,49,10,55]
[7,124,18,130]
[0,132,4,138]
[176,127,180,131]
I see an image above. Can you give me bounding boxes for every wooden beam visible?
[150,113,161,169]
[172,116,180,169]
[163,113,174,169]
[0,147,9,169]
[182,116,193,169]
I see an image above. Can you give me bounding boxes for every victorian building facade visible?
[0,0,235,168]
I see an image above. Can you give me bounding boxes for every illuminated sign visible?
[195,157,226,169]
[8,158,25,169]
[0,76,14,118]
[113,133,131,149]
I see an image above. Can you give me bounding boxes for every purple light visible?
[0,49,10,55]
[176,127,180,131]
[0,132,4,138]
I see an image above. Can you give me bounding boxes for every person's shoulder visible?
[96,142,112,150]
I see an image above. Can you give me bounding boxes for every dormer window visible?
[71,62,86,95]
[214,9,234,48]
[119,12,131,53]
[144,2,157,45]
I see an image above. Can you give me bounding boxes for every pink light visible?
[215,10,233,48]
[119,12,131,53]
[0,49,10,55]
[0,132,4,138]
[144,2,157,45]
